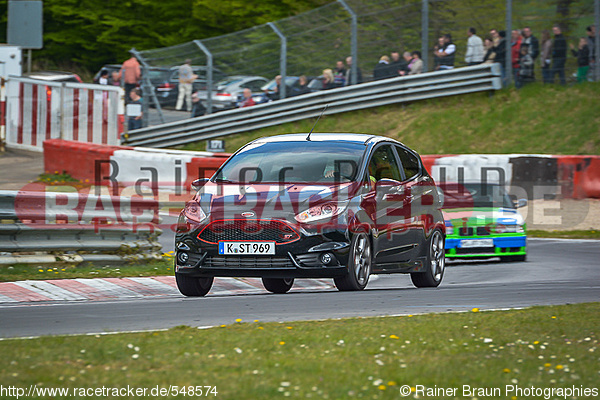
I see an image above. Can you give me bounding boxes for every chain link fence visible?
[135,0,599,124]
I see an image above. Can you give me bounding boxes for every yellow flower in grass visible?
[472,308,480,312]
[378,385,386,391]
[279,341,285,345]
[556,365,564,370]
[389,335,399,339]
[503,368,511,373]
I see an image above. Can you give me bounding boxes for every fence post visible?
[194,40,213,114]
[592,0,600,81]
[130,48,165,125]
[505,0,512,86]
[267,22,287,99]
[421,0,429,73]
[59,82,65,140]
[337,0,358,85]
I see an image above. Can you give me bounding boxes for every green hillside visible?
[182,83,600,155]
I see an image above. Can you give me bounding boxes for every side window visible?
[242,80,266,92]
[368,145,401,182]
[396,146,421,181]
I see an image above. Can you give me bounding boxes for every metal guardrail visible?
[0,190,163,265]
[125,64,501,148]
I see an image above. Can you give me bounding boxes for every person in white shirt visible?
[465,27,485,65]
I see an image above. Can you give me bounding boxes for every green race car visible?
[440,183,527,262]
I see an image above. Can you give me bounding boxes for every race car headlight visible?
[495,224,524,234]
[295,201,348,223]
[183,201,207,223]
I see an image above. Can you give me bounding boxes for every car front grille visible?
[198,219,300,245]
[204,255,295,269]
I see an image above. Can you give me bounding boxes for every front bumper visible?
[174,225,352,279]
[445,235,527,258]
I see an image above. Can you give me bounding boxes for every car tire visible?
[411,229,445,288]
[334,233,372,291]
[501,254,527,262]
[175,274,214,297]
[262,278,294,294]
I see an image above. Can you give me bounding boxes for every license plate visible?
[218,241,276,255]
[460,239,494,248]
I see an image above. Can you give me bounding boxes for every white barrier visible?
[4,77,124,151]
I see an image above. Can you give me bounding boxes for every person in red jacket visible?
[511,29,523,84]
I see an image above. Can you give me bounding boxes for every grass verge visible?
[528,230,600,239]
[0,257,174,282]
[180,83,600,156]
[0,303,598,399]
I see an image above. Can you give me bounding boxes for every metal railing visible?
[124,63,501,148]
[0,190,163,265]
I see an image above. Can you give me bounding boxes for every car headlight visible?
[183,201,207,223]
[295,201,348,223]
[495,224,524,234]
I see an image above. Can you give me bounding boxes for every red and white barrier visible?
[4,77,124,151]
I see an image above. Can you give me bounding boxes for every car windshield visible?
[440,183,515,209]
[214,141,365,183]
[217,78,243,87]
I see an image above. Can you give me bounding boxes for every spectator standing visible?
[570,37,590,83]
[409,51,423,75]
[119,55,141,103]
[98,70,109,85]
[434,34,456,70]
[511,30,523,83]
[495,31,508,85]
[465,27,485,65]
[401,52,413,75]
[294,75,311,95]
[490,29,500,47]
[322,69,335,89]
[344,56,363,85]
[390,51,406,76]
[190,92,206,118]
[540,29,553,83]
[238,88,256,108]
[483,38,496,63]
[373,55,392,80]
[333,61,346,87]
[586,26,596,81]
[522,27,540,61]
[551,25,567,85]
[127,88,143,131]
[517,44,535,88]
[433,36,445,70]
[176,58,196,111]
[110,71,121,86]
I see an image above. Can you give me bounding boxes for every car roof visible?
[251,133,402,145]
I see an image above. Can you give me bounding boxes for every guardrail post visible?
[267,22,287,99]
[421,0,429,73]
[505,0,512,87]
[59,82,66,139]
[194,40,213,114]
[130,48,165,125]
[337,0,358,85]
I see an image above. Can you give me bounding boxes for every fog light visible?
[320,252,334,265]
[177,252,189,264]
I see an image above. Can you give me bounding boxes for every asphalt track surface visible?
[0,239,598,339]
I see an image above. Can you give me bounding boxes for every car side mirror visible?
[192,178,210,190]
[516,199,528,208]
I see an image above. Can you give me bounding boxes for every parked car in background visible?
[174,133,446,296]
[23,70,83,83]
[195,75,268,111]
[440,182,527,262]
